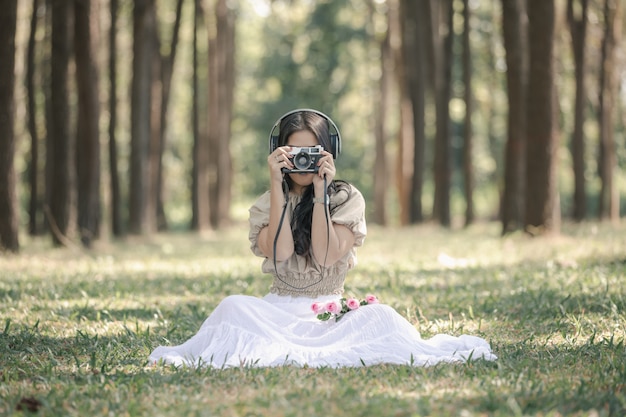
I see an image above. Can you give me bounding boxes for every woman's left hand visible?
[313,150,336,189]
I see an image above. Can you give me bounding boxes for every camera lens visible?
[293,152,311,170]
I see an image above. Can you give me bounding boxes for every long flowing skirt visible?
[149,294,497,368]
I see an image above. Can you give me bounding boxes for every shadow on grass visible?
[52,305,163,322]
[2,311,625,416]
[0,269,264,303]
[472,336,626,416]
[358,254,626,338]
[0,321,153,380]
[473,257,626,338]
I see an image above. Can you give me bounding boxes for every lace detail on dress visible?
[266,262,347,297]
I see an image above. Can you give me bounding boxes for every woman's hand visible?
[268,146,294,183]
[313,150,336,189]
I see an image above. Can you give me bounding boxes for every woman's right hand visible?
[268,146,294,182]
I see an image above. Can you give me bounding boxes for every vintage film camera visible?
[285,145,324,173]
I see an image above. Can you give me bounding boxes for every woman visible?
[149,109,496,367]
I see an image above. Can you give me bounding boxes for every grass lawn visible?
[1,221,625,416]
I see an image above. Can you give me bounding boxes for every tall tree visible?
[191,0,211,230]
[525,0,560,233]
[27,0,43,236]
[461,0,474,226]
[567,0,589,221]
[432,0,454,227]
[74,0,101,247]
[148,6,163,233]
[0,0,19,252]
[401,0,427,224]
[109,0,123,236]
[155,0,185,231]
[207,0,236,228]
[500,0,528,234]
[48,0,73,246]
[206,0,220,229]
[597,0,621,221]
[390,0,414,226]
[129,0,157,234]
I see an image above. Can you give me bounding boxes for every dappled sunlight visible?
[2,222,626,415]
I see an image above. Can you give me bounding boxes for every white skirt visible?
[149,293,497,368]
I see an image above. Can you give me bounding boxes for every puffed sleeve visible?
[248,191,271,257]
[330,184,367,247]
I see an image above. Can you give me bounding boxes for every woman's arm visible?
[256,148,295,261]
[311,198,355,266]
[310,152,355,265]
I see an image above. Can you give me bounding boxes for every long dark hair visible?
[278,111,351,257]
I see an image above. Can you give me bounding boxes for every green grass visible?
[1,221,625,416]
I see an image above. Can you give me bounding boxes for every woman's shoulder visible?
[251,190,271,206]
[331,181,364,209]
[249,190,272,218]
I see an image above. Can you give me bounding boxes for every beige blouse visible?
[248,183,367,298]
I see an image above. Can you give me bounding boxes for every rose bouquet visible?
[311,294,379,322]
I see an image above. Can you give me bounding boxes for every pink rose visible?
[346,298,360,310]
[365,294,379,304]
[311,302,325,315]
[325,300,342,314]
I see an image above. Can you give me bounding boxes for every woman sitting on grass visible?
[149,109,496,368]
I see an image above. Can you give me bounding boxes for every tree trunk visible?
[432,0,454,227]
[391,0,413,226]
[207,1,220,229]
[567,0,588,221]
[155,0,185,231]
[149,11,162,233]
[597,0,621,221]
[421,0,436,96]
[500,0,527,234]
[48,0,73,246]
[462,0,474,226]
[27,0,43,236]
[0,0,19,252]
[109,0,123,236]
[525,0,560,234]
[130,0,156,234]
[402,0,426,224]
[74,0,101,248]
[207,0,235,228]
[191,0,211,230]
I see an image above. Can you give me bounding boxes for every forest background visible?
[0,0,625,252]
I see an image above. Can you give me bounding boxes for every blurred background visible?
[0,0,624,252]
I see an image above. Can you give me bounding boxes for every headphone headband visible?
[268,108,342,158]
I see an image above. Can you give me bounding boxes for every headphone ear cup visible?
[330,133,341,158]
[269,134,278,153]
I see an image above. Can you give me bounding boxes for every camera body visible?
[283,145,324,173]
